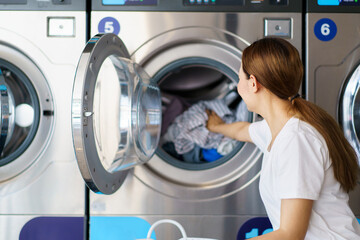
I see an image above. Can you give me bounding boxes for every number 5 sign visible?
[98,17,120,35]
[314,18,337,42]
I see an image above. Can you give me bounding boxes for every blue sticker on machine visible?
[237,217,273,240]
[318,0,339,5]
[19,217,84,240]
[103,0,158,5]
[318,0,360,6]
[314,18,337,42]
[90,216,155,240]
[98,17,120,35]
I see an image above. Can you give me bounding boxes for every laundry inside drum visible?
[0,62,40,166]
[155,62,251,170]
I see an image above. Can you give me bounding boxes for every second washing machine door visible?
[72,33,162,194]
[340,63,360,163]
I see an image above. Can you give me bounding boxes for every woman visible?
[206,37,360,239]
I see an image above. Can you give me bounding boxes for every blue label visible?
[98,17,120,35]
[103,0,158,5]
[103,0,126,4]
[237,217,273,239]
[314,18,337,42]
[318,0,339,5]
[90,216,155,239]
[20,217,84,240]
[318,0,360,6]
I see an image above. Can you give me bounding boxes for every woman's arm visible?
[251,199,313,240]
[206,110,252,143]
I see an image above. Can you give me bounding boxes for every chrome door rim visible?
[340,63,360,163]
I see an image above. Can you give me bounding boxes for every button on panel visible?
[52,0,71,4]
[269,0,289,5]
[47,17,75,37]
[264,19,292,38]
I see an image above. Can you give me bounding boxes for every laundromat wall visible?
[0,0,359,239]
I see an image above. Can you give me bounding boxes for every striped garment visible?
[163,99,236,154]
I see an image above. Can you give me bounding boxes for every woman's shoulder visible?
[281,117,329,155]
[284,117,326,142]
[276,117,331,167]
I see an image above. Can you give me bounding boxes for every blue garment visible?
[202,148,223,162]
[183,145,202,163]
[162,142,202,163]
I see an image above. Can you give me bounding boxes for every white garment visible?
[249,118,360,240]
[164,99,234,154]
[217,138,237,155]
[216,100,249,155]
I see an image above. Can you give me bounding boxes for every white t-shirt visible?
[249,117,360,240]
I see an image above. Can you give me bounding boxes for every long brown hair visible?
[242,37,359,192]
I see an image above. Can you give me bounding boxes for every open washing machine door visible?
[72,33,162,194]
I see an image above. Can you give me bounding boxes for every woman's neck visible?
[257,94,293,150]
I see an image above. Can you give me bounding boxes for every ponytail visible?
[292,97,359,192]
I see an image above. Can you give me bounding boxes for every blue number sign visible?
[314,18,337,42]
[98,17,120,35]
[237,217,273,239]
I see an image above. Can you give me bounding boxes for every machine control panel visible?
[318,0,360,6]
[102,0,157,5]
[94,0,300,12]
[0,0,84,10]
[184,0,288,6]
[0,0,26,3]
[308,0,360,12]
[184,0,245,6]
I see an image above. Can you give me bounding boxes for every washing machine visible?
[0,1,86,239]
[306,0,360,219]
[73,0,302,239]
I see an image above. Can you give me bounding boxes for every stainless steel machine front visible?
[72,1,303,239]
[0,1,86,239]
[306,0,360,219]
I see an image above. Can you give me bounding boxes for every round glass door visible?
[72,33,162,194]
[0,69,9,156]
[340,63,360,163]
[0,43,54,183]
[0,59,40,166]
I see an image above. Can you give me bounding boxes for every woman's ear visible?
[249,74,260,93]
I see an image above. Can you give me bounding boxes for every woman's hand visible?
[206,109,224,132]
[205,109,252,142]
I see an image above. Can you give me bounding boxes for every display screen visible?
[102,0,157,6]
[318,0,360,6]
[184,0,244,6]
[0,0,26,3]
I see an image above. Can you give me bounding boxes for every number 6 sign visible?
[314,18,337,42]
